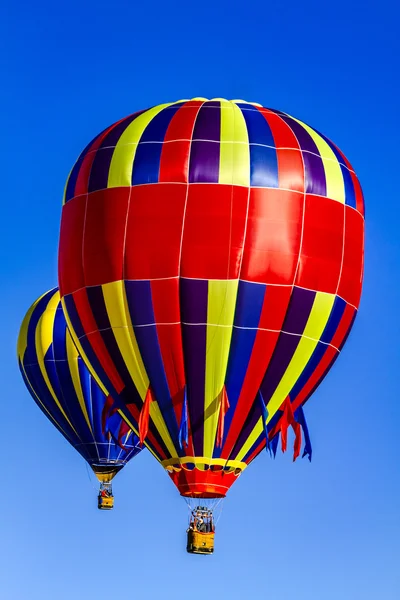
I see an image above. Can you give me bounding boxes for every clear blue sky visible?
[1,1,399,598]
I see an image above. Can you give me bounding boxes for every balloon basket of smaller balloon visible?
[98,483,114,510]
[187,529,215,555]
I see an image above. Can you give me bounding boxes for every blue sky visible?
[2,1,399,598]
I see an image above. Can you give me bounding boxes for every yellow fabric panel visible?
[107,103,172,187]
[236,291,336,461]
[292,117,345,203]
[17,290,49,361]
[203,280,239,457]
[60,298,109,396]
[18,291,76,439]
[102,281,149,400]
[94,472,116,484]
[35,294,77,433]
[65,329,93,433]
[219,101,250,186]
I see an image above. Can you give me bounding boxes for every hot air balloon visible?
[18,288,142,509]
[58,98,364,551]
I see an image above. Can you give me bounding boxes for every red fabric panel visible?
[351,173,364,215]
[221,286,292,458]
[72,288,125,393]
[337,207,364,307]
[159,101,203,183]
[258,284,293,330]
[295,194,344,294]
[293,421,302,461]
[59,196,86,296]
[150,277,181,322]
[139,387,153,445]
[276,149,305,193]
[159,143,191,183]
[280,403,290,453]
[180,184,248,279]
[240,188,303,285]
[124,183,187,279]
[164,101,203,141]
[83,187,130,286]
[279,397,297,455]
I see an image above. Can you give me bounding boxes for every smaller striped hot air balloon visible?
[17,288,142,509]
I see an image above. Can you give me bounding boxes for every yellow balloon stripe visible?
[66,329,93,433]
[219,100,250,186]
[235,291,336,461]
[17,291,49,361]
[292,117,345,203]
[203,280,239,457]
[102,281,149,400]
[34,294,78,434]
[108,103,172,188]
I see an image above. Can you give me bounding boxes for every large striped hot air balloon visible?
[58,98,364,551]
[18,288,142,509]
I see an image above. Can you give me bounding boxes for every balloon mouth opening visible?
[181,491,226,499]
[91,463,124,483]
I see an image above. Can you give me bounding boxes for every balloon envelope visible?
[58,98,364,497]
[18,288,141,481]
